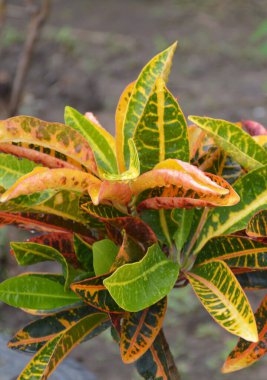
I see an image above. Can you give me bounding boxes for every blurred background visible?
[0,1,267,379]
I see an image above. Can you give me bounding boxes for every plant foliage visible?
[0,42,266,379]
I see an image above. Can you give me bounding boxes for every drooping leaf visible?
[195,235,267,269]
[71,274,124,313]
[0,153,38,189]
[135,161,239,211]
[0,142,82,170]
[194,165,267,253]
[136,330,174,380]
[121,297,167,363]
[117,42,177,170]
[73,234,94,272]
[246,210,267,238]
[188,116,267,171]
[104,244,179,312]
[65,106,117,174]
[0,167,101,203]
[10,242,79,288]
[18,313,107,380]
[236,270,267,290]
[0,274,79,310]
[222,294,267,373]
[8,304,109,353]
[0,116,97,173]
[93,239,119,276]
[185,260,258,342]
[134,78,189,174]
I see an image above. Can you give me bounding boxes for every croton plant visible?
[0,42,266,380]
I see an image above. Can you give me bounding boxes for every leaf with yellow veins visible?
[189,116,267,171]
[222,294,267,373]
[186,260,258,342]
[0,168,101,203]
[134,78,189,173]
[116,81,135,172]
[246,210,267,238]
[119,42,177,170]
[0,116,97,173]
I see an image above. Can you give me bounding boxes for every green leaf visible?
[10,242,79,289]
[117,42,177,170]
[104,243,179,312]
[93,239,119,276]
[0,153,38,189]
[18,313,107,380]
[194,165,267,253]
[222,294,267,373]
[186,260,258,342]
[172,208,194,253]
[134,78,189,173]
[73,234,94,272]
[9,304,109,353]
[121,297,167,363]
[0,274,79,310]
[194,235,267,269]
[65,106,118,174]
[188,116,267,171]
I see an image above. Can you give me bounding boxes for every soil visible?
[0,1,267,379]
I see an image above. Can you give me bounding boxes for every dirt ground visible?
[0,1,267,379]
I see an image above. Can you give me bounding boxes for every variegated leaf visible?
[222,294,267,373]
[188,116,267,171]
[18,313,107,380]
[121,297,167,363]
[194,165,267,254]
[195,235,267,269]
[134,78,189,173]
[246,210,267,238]
[0,116,97,173]
[185,260,258,342]
[28,233,80,268]
[8,305,108,353]
[71,274,124,313]
[115,81,135,172]
[117,42,177,170]
[136,330,177,380]
[73,234,94,272]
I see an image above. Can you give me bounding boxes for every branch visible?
[8,0,51,116]
[159,330,181,380]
